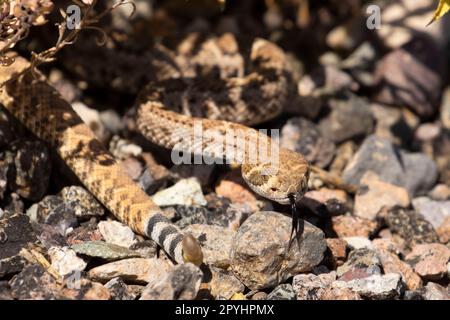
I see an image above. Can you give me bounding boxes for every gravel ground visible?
[0,0,449,300]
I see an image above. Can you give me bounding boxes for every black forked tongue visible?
[287,194,304,253]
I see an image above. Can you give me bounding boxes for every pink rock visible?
[405,243,450,281]
[354,172,410,220]
[332,215,378,238]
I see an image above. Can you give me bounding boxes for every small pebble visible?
[98,221,137,248]
[152,178,206,207]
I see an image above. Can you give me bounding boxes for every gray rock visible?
[333,273,404,300]
[281,117,335,168]
[402,152,439,196]
[0,161,8,201]
[267,283,296,300]
[0,214,36,261]
[9,265,63,300]
[104,277,136,300]
[60,186,104,219]
[422,282,450,300]
[231,211,326,290]
[173,196,247,230]
[98,221,137,248]
[88,258,172,284]
[99,109,124,134]
[140,263,203,300]
[27,195,63,223]
[343,135,438,196]
[412,197,450,229]
[0,281,13,300]
[385,207,440,249]
[319,94,373,143]
[343,135,404,187]
[43,202,79,236]
[71,241,141,261]
[292,272,336,300]
[183,224,235,269]
[9,141,50,201]
[0,255,27,279]
[337,248,382,279]
[128,240,157,259]
[31,223,67,250]
[152,178,206,207]
[27,195,79,236]
[137,153,171,194]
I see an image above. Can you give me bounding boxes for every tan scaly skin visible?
[0,53,203,265]
[0,38,355,264]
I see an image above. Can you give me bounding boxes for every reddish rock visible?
[332,215,378,238]
[437,216,450,244]
[321,287,362,300]
[215,170,267,212]
[326,238,347,267]
[292,273,336,300]
[374,247,422,290]
[66,225,103,245]
[372,238,399,254]
[373,36,443,118]
[405,243,450,281]
[354,172,410,220]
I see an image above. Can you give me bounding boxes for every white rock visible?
[412,197,450,229]
[109,136,142,159]
[152,178,206,207]
[343,237,374,250]
[98,220,137,248]
[49,246,87,277]
[72,102,108,142]
[332,273,403,299]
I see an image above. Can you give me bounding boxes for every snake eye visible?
[271,187,278,192]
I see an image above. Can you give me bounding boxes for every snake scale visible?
[0,37,313,265]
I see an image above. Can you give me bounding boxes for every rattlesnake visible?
[0,35,349,265]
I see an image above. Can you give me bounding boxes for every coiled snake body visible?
[0,38,310,264]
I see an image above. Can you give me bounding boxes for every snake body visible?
[0,37,309,264]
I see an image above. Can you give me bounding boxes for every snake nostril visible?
[271,187,278,192]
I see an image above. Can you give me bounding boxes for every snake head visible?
[182,234,204,266]
[241,149,310,205]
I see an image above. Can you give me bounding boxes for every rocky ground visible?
[0,0,450,300]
